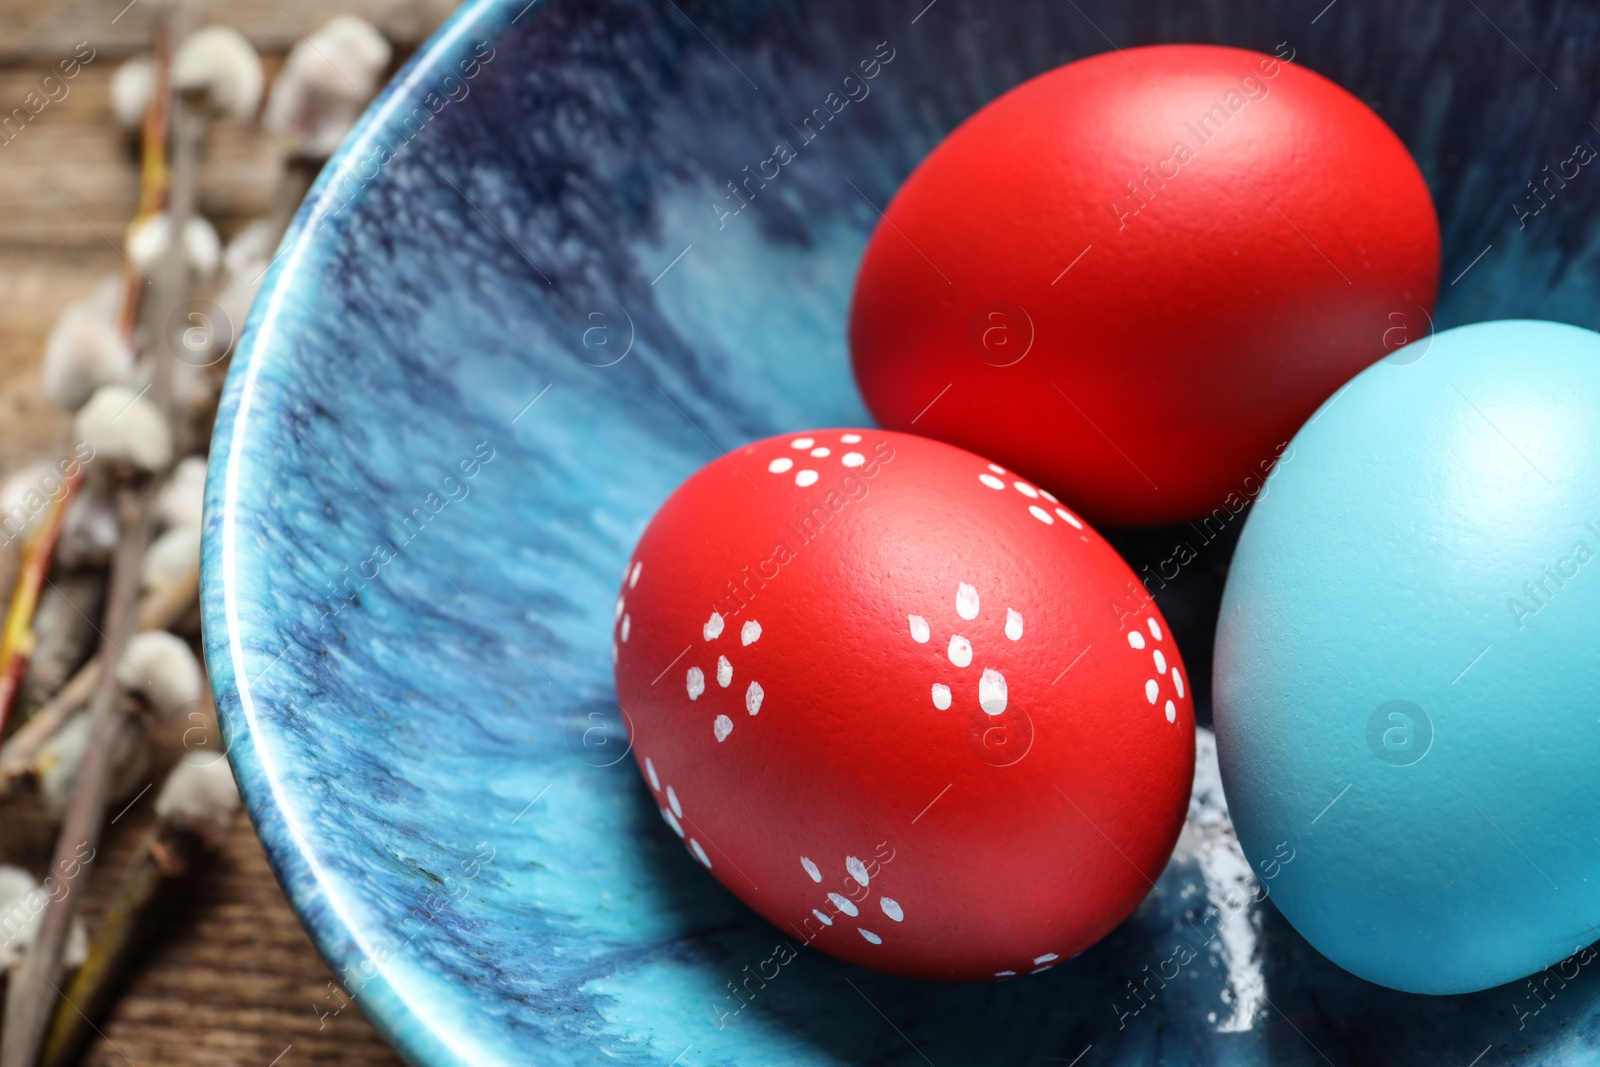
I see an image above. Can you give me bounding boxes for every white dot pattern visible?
[1128,616,1182,723]
[643,756,715,872]
[695,614,769,743]
[906,582,1032,723]
[948,635,973,668]
[979,668,1008,715]
[797,853,906,947]
[974,462,1086,534]
[1005,609,1023,641]
[630,561,642,587]
[763,436,879,488]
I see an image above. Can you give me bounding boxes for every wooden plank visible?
[0,65,287,250]
[0,784,404,1067]
[78,808,407,1067]
[0,7,427,1061]
[0,252,99,473]
[0,0,386,64]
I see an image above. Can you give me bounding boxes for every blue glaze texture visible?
[202,0,1600,1063]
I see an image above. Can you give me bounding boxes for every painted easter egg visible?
[612,429,1194,981]
[849,44,1439,526]
[1214,320,1600,994]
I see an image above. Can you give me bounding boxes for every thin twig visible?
[115,14,175,342]
[39,824,202,1067]
[40,735,239,1067]
[0,483,155,1066]
[0,560,199,789]
[0,467,84,735]
[135,555,200,632]
[0,10,178,738]
[1,9,197,1058]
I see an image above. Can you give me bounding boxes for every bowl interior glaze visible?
[202,1,1600,1063]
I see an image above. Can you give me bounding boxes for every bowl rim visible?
[200,1,532,1063]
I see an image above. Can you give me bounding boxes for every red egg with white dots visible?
[613,429,1194,981]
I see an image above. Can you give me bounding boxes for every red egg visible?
[849,44,1439,526]
[613,429,1194,981]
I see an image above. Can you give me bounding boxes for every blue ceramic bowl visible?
[202,1,1600,1064]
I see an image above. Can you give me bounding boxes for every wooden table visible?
[3,792,405,1066]
[0,1,431,1062]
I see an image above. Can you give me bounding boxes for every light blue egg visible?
[1215,319,1600,995]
